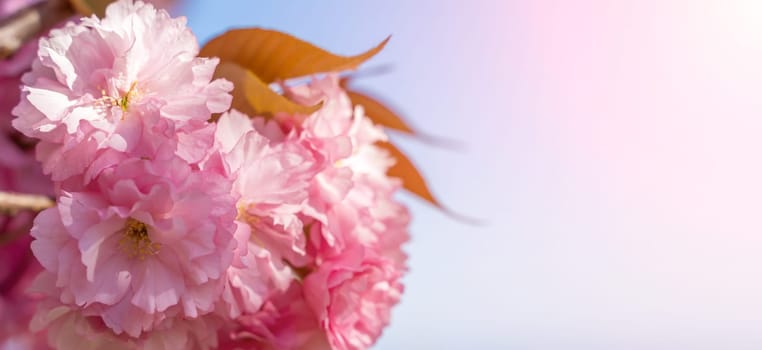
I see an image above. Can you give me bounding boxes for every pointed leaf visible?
[214,62,322,117]
[347,90,415,134]
[343,78,462,149]
[377,142,439,206]
[68,0,112,17]
[201,28,390,83]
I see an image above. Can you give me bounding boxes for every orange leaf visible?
[343,77,463,149]
[201,28,390,83]
[346,90,414,135]
[214,62,322,117]
[377,141,439,206]
[68,0,112,17]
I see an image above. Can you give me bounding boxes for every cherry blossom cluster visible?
[3,1,410,349]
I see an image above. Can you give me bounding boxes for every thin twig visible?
[0,0,73,59]
[0,191,54,214]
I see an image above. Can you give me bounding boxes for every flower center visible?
[119,218,160,260]
[117,81,140,112]
[94,81,141,114]
[237,204,267,247]
[237,204,261,225]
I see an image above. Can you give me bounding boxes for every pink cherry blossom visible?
[273,75,410,350]
[281,75,408,262]
[213,111,317,265]
[218,282,329,350]
[12,0,231,182]
[268,75,361,256]
[312,174,411,270]
[303,247,403,350]
[317,141,410,268]
[29,156,237,337]
[30,280,222,350]
[218,222,293,320]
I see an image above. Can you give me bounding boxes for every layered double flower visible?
[12,0,231,183]
[31,157,237,337]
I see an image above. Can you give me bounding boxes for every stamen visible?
[237,204,265,247]
[118,81,139,112]
[237,204,260,225]
[92,82,140,116]
[118,218,160,260]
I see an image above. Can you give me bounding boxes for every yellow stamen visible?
[118,81,139,112]
[93,82,140,116]
[237,204,260,225]
[118,218,160,260]
[237,204,265,247]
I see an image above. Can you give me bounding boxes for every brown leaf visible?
[343,78,463,149]
[201,28,390,83]
[377,141,439,206]
[214,62,321,117]
[68,0,112,17]
[346,90,415,135]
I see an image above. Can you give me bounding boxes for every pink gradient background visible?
[183,0,762,348]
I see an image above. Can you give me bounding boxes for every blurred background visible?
[182,1,762,349]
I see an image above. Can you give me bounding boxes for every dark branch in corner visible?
[0,0,73,59]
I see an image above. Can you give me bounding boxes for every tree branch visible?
[0,191,54,214]
[0,0,73,59]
